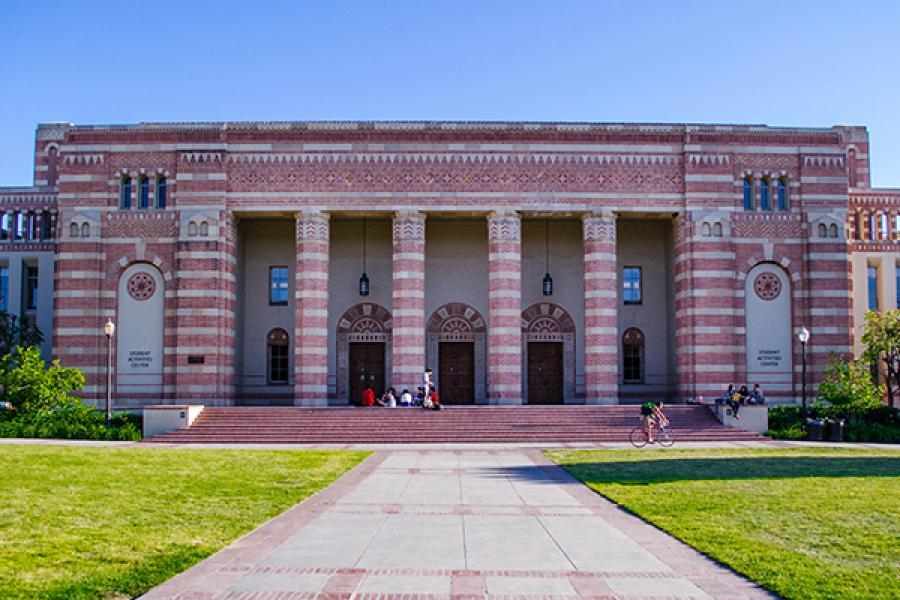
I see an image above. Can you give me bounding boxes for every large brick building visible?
[0,121,897,408]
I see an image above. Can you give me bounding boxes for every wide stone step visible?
[145,405,763,444]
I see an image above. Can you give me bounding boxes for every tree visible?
[862,309,900,408]
[0,311,43,362]
[817,353,884,414]
[0,346,86,415]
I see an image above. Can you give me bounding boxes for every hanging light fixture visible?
[542,219,553,296]
[359,217,370,296]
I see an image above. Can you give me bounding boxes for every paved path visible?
[143,449,773,599]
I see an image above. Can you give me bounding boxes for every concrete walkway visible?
[143,449,774,599]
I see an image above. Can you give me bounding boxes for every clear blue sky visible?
[1,0,898,187]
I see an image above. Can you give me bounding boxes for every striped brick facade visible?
[0,120,895,407]
[487,211,523,404]
[391,211,427,390]
[582,213,618,404]
[294,211,330,405]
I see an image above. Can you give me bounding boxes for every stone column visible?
[582,212,618,404]
[487,211,522,404]
[391,211,426,392]
[294,210,330,406]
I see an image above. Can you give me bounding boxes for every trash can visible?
[826,419,844,442]
[805,419,824,441]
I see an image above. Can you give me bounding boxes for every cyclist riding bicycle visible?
[640,400,669,443]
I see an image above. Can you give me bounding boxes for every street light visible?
[104,319,115,426]
[798,326,810,415]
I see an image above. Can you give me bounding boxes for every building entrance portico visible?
[427,302,487,404]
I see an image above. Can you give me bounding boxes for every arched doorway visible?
[427,303,486,404]
[745,263,793,389]
[521,303,576,404]
[337,303,392,404]
[116,263,164,402]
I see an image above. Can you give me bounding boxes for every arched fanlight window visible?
[829,223,838,239]
[743,177,755,210]
[702,222,711,237]
[81,222,90,238]
[622,328,645,384]
[199,221,209,237]
[138,176,150,209]
[120,176,132,209]
[70,222,79,238]
[267,328,289,384]
[760,178,771,211]
[188,221,198,237]
[777,178,789,211]
[818,223,827,238]
[156,176,167,209]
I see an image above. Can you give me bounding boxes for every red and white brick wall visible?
[487,211,522,404]
[294,210,330,405]
[582,212,618,404]
[391,211,426,393]
[0,120,888,405]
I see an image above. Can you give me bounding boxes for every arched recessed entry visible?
[745,263,793,388]
[116,263,164,401]
[337,303,392,404]
[522,303,576,404]
[427,303,486,404]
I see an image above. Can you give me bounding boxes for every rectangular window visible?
[867,265,879,311]
[269,266,289,305]
[0,266,8,311]
[269,344,289,384]
[623,344,643,383]
[24,265,38,311]
[623,266,642,304]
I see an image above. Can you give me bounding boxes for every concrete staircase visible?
[145,405,764,444]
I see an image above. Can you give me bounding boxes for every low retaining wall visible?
[143,405,204,439]
[710,404,769,434]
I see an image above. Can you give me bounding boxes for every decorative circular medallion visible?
[127,272,156,301]
[753,272,781,301]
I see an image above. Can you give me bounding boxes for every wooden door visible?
[349,342,385,405]
[438,342,474,404]
[528,342,563,404]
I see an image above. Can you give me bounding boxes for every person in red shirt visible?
[427,388,441,411]
[360,386,376,407]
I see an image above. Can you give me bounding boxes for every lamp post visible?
[798,326,810,415]
[104,319,115,426]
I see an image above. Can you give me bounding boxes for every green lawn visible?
[548,447,900,600]
[0,445,368,599]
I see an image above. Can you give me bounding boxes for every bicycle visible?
[630,422,675,448]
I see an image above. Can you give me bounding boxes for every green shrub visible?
[0,346,140,441]
[844,421,900,443]
[765,426,806,440]
[768,404,804,430]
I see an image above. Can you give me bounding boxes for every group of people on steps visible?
[359,368,442,410]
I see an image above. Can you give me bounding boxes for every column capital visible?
[295,210,329,242]
[392,211,426,241]
[582,211,616,242]
[487,210,521,242]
